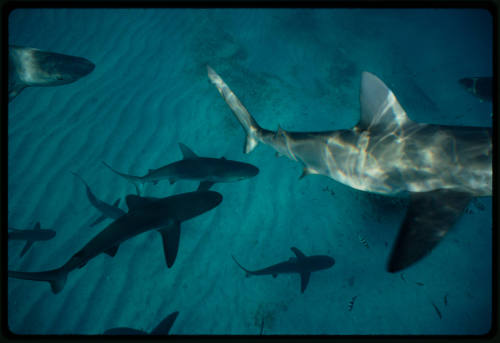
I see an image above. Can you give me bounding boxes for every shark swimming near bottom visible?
[72,172,126,226]
[208,65,492,273]
[8,45,95,102]
[104,311,179,335]
[459,77,492,103]
[8,191,222,294]
[232,247,335,293]
[102,142,259,194]
[8,222,56,257]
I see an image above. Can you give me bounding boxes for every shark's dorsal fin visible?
[178,143,198,159]
[112,198,120,207]
[357,72,413,132]
[125,195,159,211]
[291,247,306,259]
[151,311,180,335]
[33,222,41,230]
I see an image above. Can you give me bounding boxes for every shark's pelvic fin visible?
[158,222,181,268]
[387,189,472,272]
[178,143,198,159]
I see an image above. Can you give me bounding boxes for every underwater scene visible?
[7,8,493,335]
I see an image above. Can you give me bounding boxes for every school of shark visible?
[7,40,493,334]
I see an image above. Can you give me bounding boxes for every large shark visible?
[8,45,95,102]
[8,222,56,257]
[208,66,492,273]
[232,247,335,293]
[8,191,222,294]
[102,142,259,194]
[459,77,492,103]
[72,172,126,226]
[104,311,179,335]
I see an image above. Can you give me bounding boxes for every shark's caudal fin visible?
[387,189,472,272]
[102,161,143,195]
[207,65,262,154]
[231,255,253,277]
[8,267,68,294]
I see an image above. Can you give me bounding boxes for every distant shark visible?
[8,222,56,257]
[8,45,95,102]
[459,77,492,103]
[208,66,492,272]
[102,142,259,194]
[104,311,179,335]
[72,172,126,226]
[232,247,335,293]
[8,191,222,294]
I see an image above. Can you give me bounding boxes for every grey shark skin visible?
[103,142,259,194]
[8,191,222,294]
[72,172,126,226]
[104,311,179,335]
[208,66,492,273]
[8,222,56,257]
[232,247,335,293]
[459,77,492,102]
[8,45,95,102]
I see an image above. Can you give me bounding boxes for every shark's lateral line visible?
[8,191,222,294]
[8,222,56,257]
[208,66,492,272]
[103,142,259,194]
[232,247,335,293]
[72,172,126,226]
[104,311,179,335]
[8,45,95,102]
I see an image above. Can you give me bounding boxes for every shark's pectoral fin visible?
[159,222,181,269]
[104,245,119,257]
[300,272,311,293]
[20,240,34,257]
[197,181,215,191]
[90,214,107,227]
[387,189,472,273]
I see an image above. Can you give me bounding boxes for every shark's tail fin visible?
[102,161,143,195]
[207,65,262,154]
[8,267,68,294]
[231,255,252,277]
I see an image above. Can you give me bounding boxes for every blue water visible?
[7,8,493,335]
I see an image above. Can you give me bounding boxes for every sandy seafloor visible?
[7,8,493,335]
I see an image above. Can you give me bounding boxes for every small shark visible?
[8,222,56,257]
[232,247,335,293]
[9,45,95,102]
[208,66,492,272]
[8,191,222,294]
[459,77,492,102]
[104,311,179,335]
[72,172,126,226]
[102,142,259,194]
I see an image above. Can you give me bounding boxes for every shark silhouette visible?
[104,311,179,335]
[9,45,95,102]
[8,222,56,257]
[103,143,259,194]
[72,172,126,226]
[8,191,222,294]
[232,247,335,293]
[208,66,492,272]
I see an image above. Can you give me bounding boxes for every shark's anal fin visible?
[104,245,119,257]
[159,222,181,269]
[387,189,472,273]
[20,240,34,257]
[197,181,215,191]
[90,214,107,227]
[300,272,311,293]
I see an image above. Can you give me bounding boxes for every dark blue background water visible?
[8,8,492,334]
